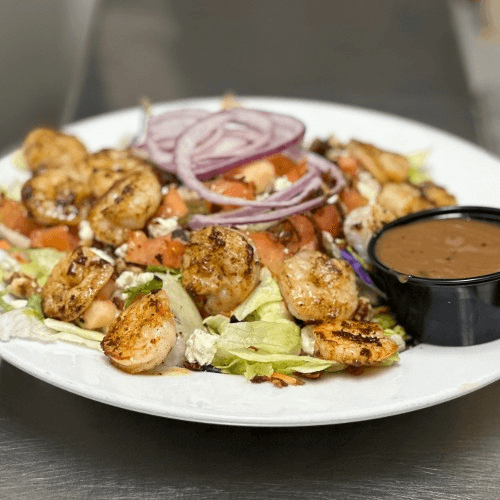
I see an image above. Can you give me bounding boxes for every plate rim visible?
[2,95,500,427]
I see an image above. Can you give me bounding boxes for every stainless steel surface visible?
[1,1,498,499]
[1,359,499,499]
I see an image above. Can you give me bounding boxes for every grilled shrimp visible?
[312,319,398,366]
[347,140,411,184]
[277,249,358,322]
[41,247,114,322]
[23,128,88,171]
[87,149,150,198]
[88,167,162,246]
[343,203,396,260]
[181,226,261,316]
[21,162,92,226]
[101,290,176,373]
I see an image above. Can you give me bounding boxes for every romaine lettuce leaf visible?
[20,248,64,286]
[232,268,282,321]
[214,348,339,379]
[217,320,301,355]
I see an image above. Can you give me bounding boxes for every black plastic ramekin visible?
[367,206,500,346]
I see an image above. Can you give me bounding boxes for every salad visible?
[0,97,456,387]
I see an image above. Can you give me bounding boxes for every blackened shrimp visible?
[87,149,150,198]
[23,128,88,171]
[21,162,92,226]
[41,247,114,322]
[101,290,176,374]
[312,319,398,366]
[181,226,261,317]
[277,249,358,322]
[88,167,162,246]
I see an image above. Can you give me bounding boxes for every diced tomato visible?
[125,231,185,268]
[339,187,368,212]
[311,204,343,237]
[337,156,359,177]
[0,196,39,236]
[286,214,318,253]
[249,232,288,275]
[155,188,188,218]
[268,154,307,182]
[208,178,255,210]
[29,225,79,251]
[266,214,319,255]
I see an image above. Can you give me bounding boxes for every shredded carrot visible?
[0,240,11,250]
[271,372,304,386]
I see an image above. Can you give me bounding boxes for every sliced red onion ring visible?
[306,152,346,190]
[174,109,313,208]
[189,195,325,229]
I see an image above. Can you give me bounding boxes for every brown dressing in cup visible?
[375,218,500,279]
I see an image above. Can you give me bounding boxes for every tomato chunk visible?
[30,225,79,251]
[125,231,185,269]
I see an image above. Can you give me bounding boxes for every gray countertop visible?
[1,1,497,499]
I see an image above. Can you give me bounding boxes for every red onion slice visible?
[174,109,313,208]
[189,195,325,229]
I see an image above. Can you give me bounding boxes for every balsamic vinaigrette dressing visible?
[375,218,500,279]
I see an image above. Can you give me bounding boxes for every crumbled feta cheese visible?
[114,243,128,258]
[90,247,115,265]
[185,328,218,366]
[148,217,179,239]
[273,175,292,192]
[301,325,316,356]
[115,271,155,290]
[78,220,94,242]
[326,193,339,205]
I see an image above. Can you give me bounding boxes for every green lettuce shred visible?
[406,150,431,184]
[19,248,64,286]
[232,268,282,321]
[123,276,163,308]
[214,348,338,380]
[24,293,44,320]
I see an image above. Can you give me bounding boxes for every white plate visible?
[1,96,500,427]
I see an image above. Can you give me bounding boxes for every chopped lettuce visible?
[0,180,23,201]
[406,150,431,184]
[43,318,105,342]
[372,312,397,330]
[217,320,301,355]
[203,314,230,334]
[233,268,282,321]
[146,265,182,281]
[0,308,102,350]
[155,272,203,338]
[19,248,64,286]
[25,293,44,320]
[0,290,14,312]
[214,348,339,380]
[123,276,163,308]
